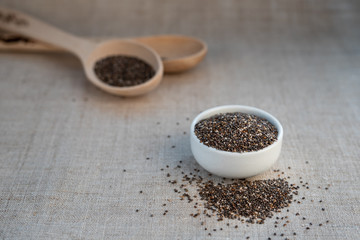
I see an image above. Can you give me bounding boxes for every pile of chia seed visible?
[171,169,296,224]
[198,178,295,223]
[194,112,278,152]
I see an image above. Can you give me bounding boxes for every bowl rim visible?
[190,105,283,156]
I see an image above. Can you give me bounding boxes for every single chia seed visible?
[94,55,155,87]
[194,112,278,152]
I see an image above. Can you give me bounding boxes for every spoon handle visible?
[0,6,93,58]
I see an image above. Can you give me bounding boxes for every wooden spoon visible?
[0,6,163,97]
[0,31,207,73]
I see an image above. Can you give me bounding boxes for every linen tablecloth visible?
[0,0,359,239]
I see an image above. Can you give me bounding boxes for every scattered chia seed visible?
[94,55,155,87]
[197,178,294,223]
[194,112,278,153]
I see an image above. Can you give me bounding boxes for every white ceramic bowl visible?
[190,105,283,178]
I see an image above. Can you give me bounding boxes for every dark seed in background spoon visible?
[94,55,155,87]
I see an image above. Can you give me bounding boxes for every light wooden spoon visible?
[0,6,163,96]
[0,31,207,73]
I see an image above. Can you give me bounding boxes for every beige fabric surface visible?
[0,0,359,239]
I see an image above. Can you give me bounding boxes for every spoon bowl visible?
[84,39,163,96]
[136,35,207,73]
